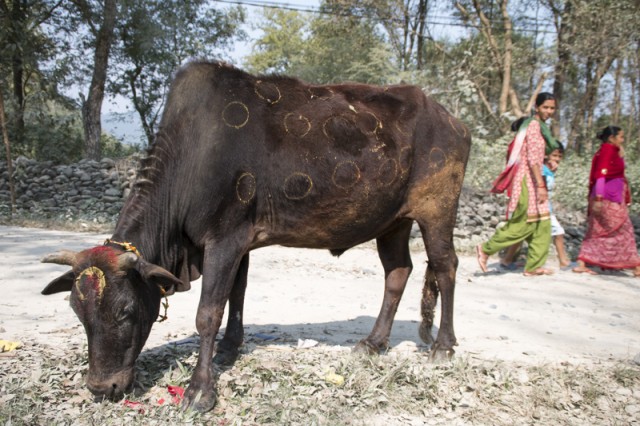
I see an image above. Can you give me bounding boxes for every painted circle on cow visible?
[428,147,447,171]
[356,111,380,134]
[308,86,334,100]
[323,115,355,142]
[75,266,106,302]
[236,172,256,204]
[255,80,281,105]
[284,113,311,138]
[332,161,361,190]
[448,116,467,137]
[377,158,398,186]
[284,172,313,200]
[394,120,410,136]
[222,101,249,129]
[399,146,412,173]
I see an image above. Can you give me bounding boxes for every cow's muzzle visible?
[86,369,135,400]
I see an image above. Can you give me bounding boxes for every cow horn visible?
[41,250,78,267]
[117,252,139,270]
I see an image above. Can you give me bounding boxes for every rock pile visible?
[2,157,639,256]
[0,157,137,223]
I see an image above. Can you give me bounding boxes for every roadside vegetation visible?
[2,338,639,425]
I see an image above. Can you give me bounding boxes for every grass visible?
[1,339,638,425]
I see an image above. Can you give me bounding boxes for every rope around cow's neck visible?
[104,239,169,323]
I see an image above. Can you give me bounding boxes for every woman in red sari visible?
[573,126,640,276]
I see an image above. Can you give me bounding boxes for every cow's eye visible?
[117,304,135,323]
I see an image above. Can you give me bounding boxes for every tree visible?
[0,0,65,151]
[322,0,430,71]
[110,0,245,146]
[0,87,16,215]
[244,9,307,75]
[70,0,118,161]
[245,1,394,85]
[543,0,575,139]
[454,0,523,121]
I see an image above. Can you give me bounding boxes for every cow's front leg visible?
[214,253,249,365]
[182,241,247,413]
[354,222,412,355]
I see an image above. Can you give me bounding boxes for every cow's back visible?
[156,61,470,249]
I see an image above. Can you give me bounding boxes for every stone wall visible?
[2,157,639,257]
[0,157,137,223]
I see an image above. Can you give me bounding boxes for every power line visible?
[211,0,558,35]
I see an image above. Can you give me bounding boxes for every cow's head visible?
[41,244,185,400]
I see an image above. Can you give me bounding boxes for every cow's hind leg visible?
[419,250,438,346]
[214,253,249,365]
[354,221,413,355]
[417,220,458,362]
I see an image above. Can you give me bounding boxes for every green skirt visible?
[482,179,551,272]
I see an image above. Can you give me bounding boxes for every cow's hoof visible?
[181,385,217,413]
[428,344,455,363]
[418,322,435,346]
[352,339,383,355]
[213,341,240,365]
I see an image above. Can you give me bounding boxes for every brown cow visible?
[42,61,471,412]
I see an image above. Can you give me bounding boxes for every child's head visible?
[545,145,564,171]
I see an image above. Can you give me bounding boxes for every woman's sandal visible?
[476,244,488,273]
[523,268,554,276]
[572,267,598,275]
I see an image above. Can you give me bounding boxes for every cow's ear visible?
[42,270,75,295]
[137,260,190,296]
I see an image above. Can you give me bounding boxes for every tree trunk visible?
[499,0,513,116]
[415,0,428,70]
[568,55,615,154]
[455,0,516,119]
[0,89,17,215]
[629,73,637,156]
[636,41,640,156]
[81,0,117,161]
[549,0,574,140]
[8,0,26,147]
[611,59,623,124]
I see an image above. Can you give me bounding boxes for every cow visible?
[41,60,471,412]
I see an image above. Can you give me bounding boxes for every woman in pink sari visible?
[573,126,640,276]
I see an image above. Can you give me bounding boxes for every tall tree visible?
[328,0,431,71]
[110,0,245,146]
[454,0,520,120]
[246,1,394,85]
[543,0,575,139]
[244,9,307,75]
[0,87,16,214]
[562,0,637,152]
[71,0,117,160]
[0,0,63,150]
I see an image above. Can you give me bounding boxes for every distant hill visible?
[102,111,146,146]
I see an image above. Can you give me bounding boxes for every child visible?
[500,145,572,269]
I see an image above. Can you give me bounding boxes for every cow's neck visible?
[111,174,184,276]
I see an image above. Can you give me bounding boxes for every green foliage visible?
[109,0,246,146]
[3,96,84,164]
[244,9,307,75]
[101,133,140,159]
[244,5,395,85]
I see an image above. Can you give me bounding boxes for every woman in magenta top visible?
[573,126,640,276]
